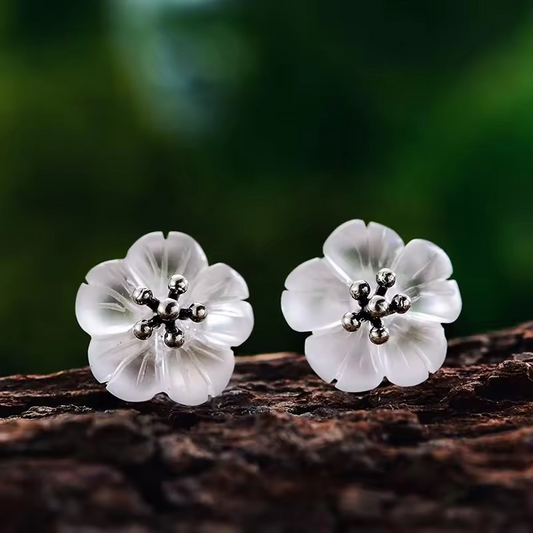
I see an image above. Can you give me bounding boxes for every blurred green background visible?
[0,0,532,374]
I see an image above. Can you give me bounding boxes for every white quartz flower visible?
[76,232,254,405]
[281,220,461,392]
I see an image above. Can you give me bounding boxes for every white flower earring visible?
[281,220,461,392]
[76,232,254,405]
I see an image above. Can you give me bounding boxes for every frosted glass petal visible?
[125,231,208,298]
[393,239,453,286]
[199,301,254,347]
[76,260,145,337]
[285,257,347,293]
[380,316,447,387]
[323,220,404,283]
[281,291,346,333]
[161,340,235,405]
[88,331,160,402]
[305,325,384,392]
[367,221,406,271]
[184,263,249,305]
[404,279,462,323]
[281,258,349,332]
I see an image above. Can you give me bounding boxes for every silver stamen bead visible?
[369,326,390,345]
[376,268,396,288]
[189,303,208,323]
[164,329,185,348]
[391,293,411,314]
[133,320,154,340]
[168,274,189,294]
[366,295,390,318]
[341,311,361,332]
[132,286,153,306]
[157,298,181,321]
[349,280,371,301]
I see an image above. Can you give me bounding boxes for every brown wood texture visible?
[2,322,533,532]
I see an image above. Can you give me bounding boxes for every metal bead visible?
[189,303,208,323]
[168,274,189,294]
[341,311,361,332]
[369,326,390,345]
[133,320,153,340]
[164,329,185,348]
[349,280,371,302]
[376,268,396,288]
[132,286,153,306]
[157,298,181,321]
[366,295,390,318]
[391,293,411,314]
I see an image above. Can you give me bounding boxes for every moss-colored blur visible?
[0,0,531,373]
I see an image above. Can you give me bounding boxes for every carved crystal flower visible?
[76,232,254,405]
[281,220,461,392]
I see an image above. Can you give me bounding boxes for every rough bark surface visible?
[2,323,533,533]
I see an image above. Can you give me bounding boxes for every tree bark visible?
[2,322,533,532]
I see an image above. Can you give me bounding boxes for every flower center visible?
[341,268,411,345]
[131,274,208,348]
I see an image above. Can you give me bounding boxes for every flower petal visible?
[182,264,253,348]
[161,340,235,405]
[125,231,208,298]
[305,325,384,392]
[199,301,254,347]
[393,239,453,286]
[76,260,146,337]
[184,263,249,305]
[88,331,160,402]
[404,279,462,323]
[380,316,447,387]
[367,221,406,272]
[281,258,349,332]
[323,220,404,283]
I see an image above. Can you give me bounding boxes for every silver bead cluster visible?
[341,268,411,345]
[131,274,208,349]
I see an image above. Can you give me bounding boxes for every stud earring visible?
[76,231,254,405]
[281,220,461,392]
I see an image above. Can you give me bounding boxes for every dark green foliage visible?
[0,0,531,372]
